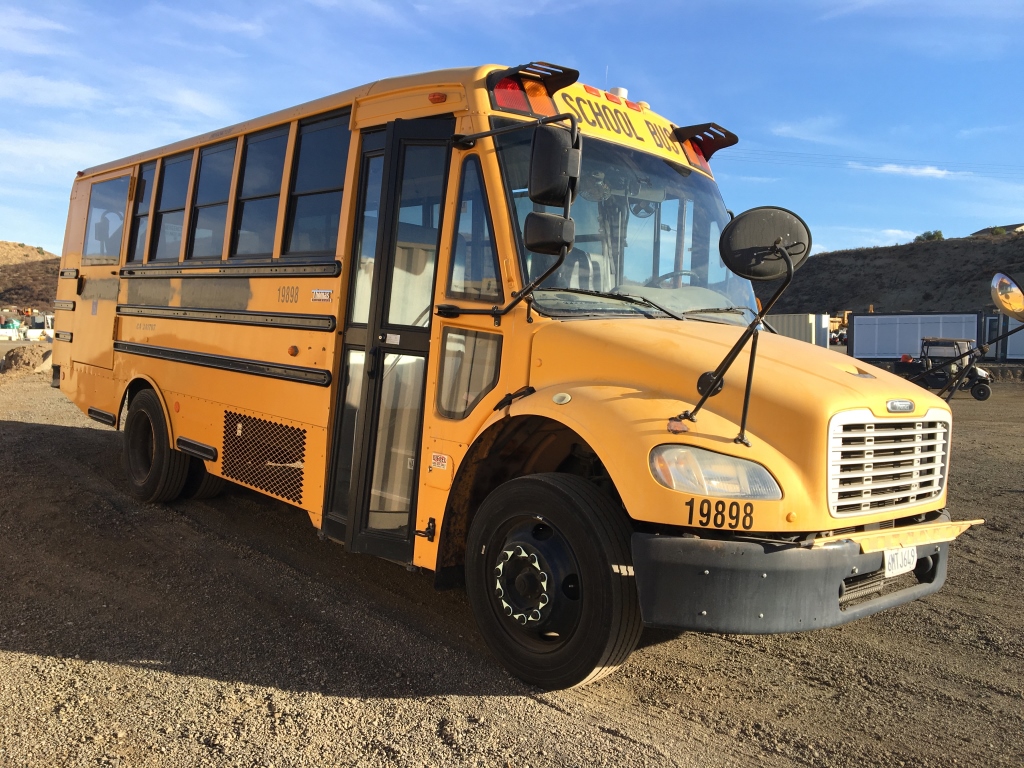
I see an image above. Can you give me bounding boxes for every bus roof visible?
[79,63,717,180]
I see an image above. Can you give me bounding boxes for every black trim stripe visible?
[113,341,331,386]
[55,331,73,342]
[176,436,218,462]
[60,269,79,279]
[53,300,76,311]
[120,260,341,279]
[88,407,116,426]
[117,304,336,331]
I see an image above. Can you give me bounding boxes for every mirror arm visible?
[452,113,579,150]
[674,243,795,428]
[438,117,579,326]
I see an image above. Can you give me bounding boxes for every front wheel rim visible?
[486,517,584,653]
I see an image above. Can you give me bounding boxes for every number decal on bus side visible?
[277,286,299,304]
[685,498,755,530]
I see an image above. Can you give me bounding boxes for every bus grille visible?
[222,411,306,504]
[827,410,949,517]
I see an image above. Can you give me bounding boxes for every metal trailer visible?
[847,312,982,361]
[765,313,830,348]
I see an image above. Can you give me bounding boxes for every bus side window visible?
[231,126,288,258]
[283,111,350,258]
[150,152,194,261]
[188,141,236,260]
[83,176,131,261]
[437,328,502,419]
[446,156,502,302]
[126,162,156,263]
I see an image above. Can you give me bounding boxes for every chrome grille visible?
[828,409,950,517]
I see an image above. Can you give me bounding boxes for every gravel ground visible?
[1,367,1022,768]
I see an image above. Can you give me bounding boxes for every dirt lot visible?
[1,368,1022,768]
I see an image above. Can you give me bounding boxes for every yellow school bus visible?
[52,61,983,689]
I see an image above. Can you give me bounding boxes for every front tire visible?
[465,473,642,689]
[121,389,189,503]
[971,382,992,401]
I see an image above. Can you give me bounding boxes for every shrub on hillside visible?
[914,230,944,242]
[992,227,1006,236]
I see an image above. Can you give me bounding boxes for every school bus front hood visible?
[519,317,952,531]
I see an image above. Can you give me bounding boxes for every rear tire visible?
[465,473,642,690]
[121,389,189,503]
[180,457,227,500]
[971,382,992,401]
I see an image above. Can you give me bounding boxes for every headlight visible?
[649,445,782,500]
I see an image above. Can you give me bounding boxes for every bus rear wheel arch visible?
[465,473,642,689]
[121,388,189,503]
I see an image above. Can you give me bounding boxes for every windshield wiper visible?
[611,292,684,320]
[681,306,750,315]
[536,288,682,319]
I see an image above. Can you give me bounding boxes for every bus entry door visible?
[326,117,454,562]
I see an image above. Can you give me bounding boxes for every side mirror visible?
[529,125,581,207]
[718,206,811,281]
[524,213,575,256]
[991,272,1024,322]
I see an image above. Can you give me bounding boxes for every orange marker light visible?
[428,92,447,104]
[523,79,556,117]
[625,100,642,112]
[604,91,622,105]
[583,84,601,96]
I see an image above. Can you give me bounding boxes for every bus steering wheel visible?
[644,270,698,288]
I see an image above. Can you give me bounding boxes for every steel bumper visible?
[631,533,948,634]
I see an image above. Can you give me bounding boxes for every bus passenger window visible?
[188,141,236,259]
[231,126,288,258]
[150,152,194,261]
[437,328,502,419]
[83,176,130,260]
[284,112,350,257]
[447,156,502,302]
[126,162,155,262]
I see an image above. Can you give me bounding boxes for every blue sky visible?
[1,0,1023,256]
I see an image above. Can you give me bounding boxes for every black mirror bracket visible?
[672,243,796,445]
[440,115,579,326]
[452,112,579,150]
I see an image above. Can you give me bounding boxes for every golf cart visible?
[895,337,994,401]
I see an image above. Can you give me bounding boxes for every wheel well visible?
[434,415,621,586]
[119,378,156,429]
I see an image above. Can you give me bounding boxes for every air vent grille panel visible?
[222,411,305,504]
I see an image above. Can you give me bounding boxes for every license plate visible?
[884,545,918,578]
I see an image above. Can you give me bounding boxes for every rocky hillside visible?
[754,231,1024,315]
[0,240,60,309]
[0,240,58,266]
[0,260,60,309]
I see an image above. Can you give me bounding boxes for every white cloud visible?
[151,6,267,38]
[128,69,240,123]
[814,0,1024,20]
[305,0,409,25]
[770,116,849,147]
[0,8,69,55]
[0,70,101,108]
[847,161,969,179]
[956,125,1011,139]
[811,225,920,252]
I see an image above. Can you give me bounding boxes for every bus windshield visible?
[494,122,757,323]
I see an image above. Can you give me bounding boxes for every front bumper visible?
[631,533,948,634]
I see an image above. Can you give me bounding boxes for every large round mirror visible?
[991,272,1024,322]
[718,206,811,281]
